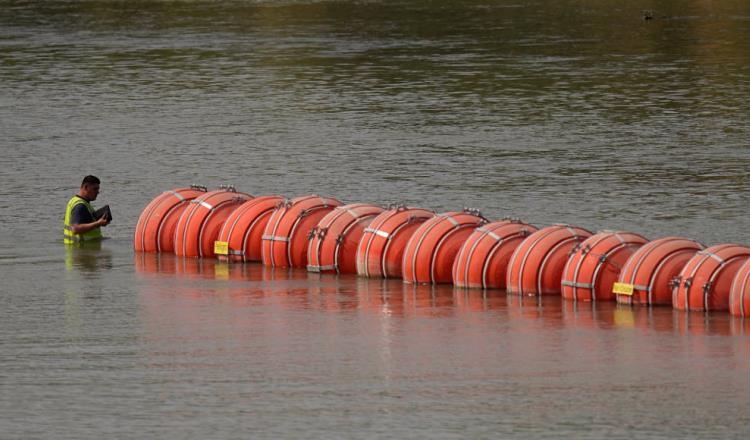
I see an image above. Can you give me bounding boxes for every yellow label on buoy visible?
[612,282,634,296]
[214,241,229,256]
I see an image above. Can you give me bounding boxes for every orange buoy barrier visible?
[307,203,384,274]
[561,231,648,302]
[506,224,592,296]
[672,244,750,312]
[134,185,208,253]
[214,195,285,262]
[261,195,342,268]
[452,220,538,289]
[614,237,704,306]
[729,259,750,317]
[402,209,487,284]
[173,187,252,258]
[356,205,435,279]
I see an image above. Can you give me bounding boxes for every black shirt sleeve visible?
[69,203,94,225]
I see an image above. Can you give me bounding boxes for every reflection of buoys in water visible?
[356,206,434,279]
[134,252,179,275]
[729,258,750,317]
[215,195,285,262]
[452,220,538,289]
[507,224,592,296]
[261,195,342,268]
[134,186,207,252]
[402,210,487,284]
[561,231,648,302]
[615,237,703,306]
[402,283,457,314]
[673,244,750,312]
[173,187,253,258]
[307,203,384,274]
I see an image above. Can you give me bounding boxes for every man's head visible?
[79,175,101,201]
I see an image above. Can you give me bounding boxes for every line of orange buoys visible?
[134,186,750,317]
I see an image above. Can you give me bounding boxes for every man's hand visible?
[97,216,110,227]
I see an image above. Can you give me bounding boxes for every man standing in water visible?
[63,175,110,245]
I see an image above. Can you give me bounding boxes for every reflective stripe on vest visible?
[64,196,103,244]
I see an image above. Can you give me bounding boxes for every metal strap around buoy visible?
[439,213,460,226]
[307,264,337,272]
[738,268,750,316]
[513,228,549,294]
[168,190,186,201]
[410,217,441,282]
[683,254,706,310]
[458,226,492,287]
[262,235,289,242]
[704,254,745,310]
[474,227,501,241]
[562,280,593,289]
[628,240,665,302]
[190,199,213,210]
[364,227,390,239]
[580,236,618,301]
[264,209,285,267]
[537,236,579,296]
[697,250,724,263]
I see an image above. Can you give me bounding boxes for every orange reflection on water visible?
[134,253,750,338]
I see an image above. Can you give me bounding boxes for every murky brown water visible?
[2,0,750,438]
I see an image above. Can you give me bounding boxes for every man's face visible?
[82,183,100,201]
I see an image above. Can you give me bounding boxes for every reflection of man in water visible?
[63,175,110,245]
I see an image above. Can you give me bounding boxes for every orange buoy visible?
[615,237,704,306]
[307,203,384,274]
[261,195,342,268]
[452,220,538,289]
[134,185,208,253]
[356,205,435,279]
[673,244,750,312]
[214,195,285,262]
[402,209,487,284]
[561,231,648,302]
[173,187,252,258]
[506,224,592,296]
[729,259,750,317]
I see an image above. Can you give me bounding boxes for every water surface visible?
[2,1,750,438]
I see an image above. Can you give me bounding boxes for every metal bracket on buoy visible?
[684,277,693,289]
[308,227,319,240]
[462,207,482,217]
[335,235,345,245]
[670,276,682,289]
[318,227,329,239]
[190,184,208,192]
[218,184,236,192]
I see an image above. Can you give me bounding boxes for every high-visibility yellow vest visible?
[64,196,103,244]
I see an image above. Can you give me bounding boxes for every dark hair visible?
[81,175,101,187]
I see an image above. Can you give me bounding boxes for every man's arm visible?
[69,217,109,234]
[69,203,109,234]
